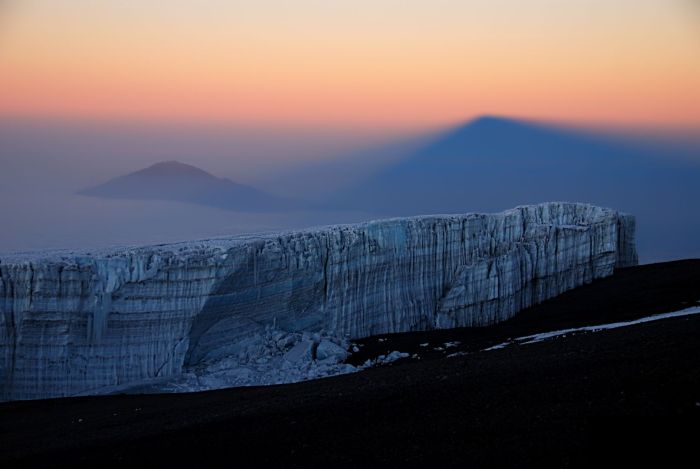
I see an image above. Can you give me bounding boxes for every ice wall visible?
[0,202,637,400]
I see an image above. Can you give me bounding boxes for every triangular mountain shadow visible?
[331,115,700,216]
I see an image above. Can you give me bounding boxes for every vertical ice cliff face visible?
[0,203,637,400]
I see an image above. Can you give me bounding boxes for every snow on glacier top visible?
[0,202,617,264]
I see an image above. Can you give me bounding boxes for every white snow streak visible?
[483,305,700,351]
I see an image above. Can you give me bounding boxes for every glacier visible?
[0,202,637,401]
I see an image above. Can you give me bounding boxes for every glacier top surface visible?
[0,202,618,264]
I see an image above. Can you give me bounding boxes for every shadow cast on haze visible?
[0,116,698,263]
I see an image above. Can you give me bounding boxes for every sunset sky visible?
[1,0,699,129]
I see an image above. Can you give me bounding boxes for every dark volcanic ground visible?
[1,260,699,467]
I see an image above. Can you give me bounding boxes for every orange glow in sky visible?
[1,0,699,128]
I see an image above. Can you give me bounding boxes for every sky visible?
[1,0,699,129]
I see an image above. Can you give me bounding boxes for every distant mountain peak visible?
[80,161,293,212]
[147,160,197,169]
[139,160,214,177]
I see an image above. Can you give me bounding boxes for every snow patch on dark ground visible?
[483,305,700,351]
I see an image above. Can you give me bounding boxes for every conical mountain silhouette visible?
[81,161,292,212]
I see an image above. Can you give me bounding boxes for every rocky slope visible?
[0,202,637,400]
[2,260,697,467]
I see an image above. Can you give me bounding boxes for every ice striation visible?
[0,202,637,401]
